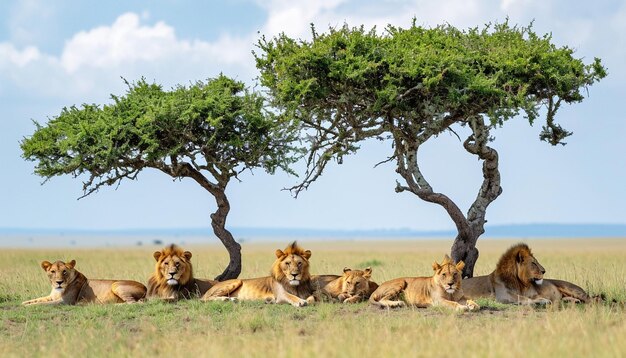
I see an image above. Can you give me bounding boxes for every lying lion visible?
[462,243,592,304]
[312,267,379,303]
[147,244,216,300]
[369,255,479,311]
[22,260,146,305]
[201,242,315,307]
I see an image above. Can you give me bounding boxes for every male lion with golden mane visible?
[369,255,479,311]
[312,267,379,303]
[462,243,592,304]
[22,260,146,305]
[201,242,315,307]
[147,244,216,300]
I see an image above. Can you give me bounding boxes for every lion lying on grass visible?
[147,244,216,300]
[22,260,146,305]
[312,267,379,303]
[201,242,315,307]
[369,255,479,311]
[462,243,593,304]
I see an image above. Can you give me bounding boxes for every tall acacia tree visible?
[256,21,606,277]
[21,75,299,281]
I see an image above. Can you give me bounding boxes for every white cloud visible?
[0,43,41,67]
[1,12,257,101]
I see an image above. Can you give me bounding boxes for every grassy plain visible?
[1,238,625,357]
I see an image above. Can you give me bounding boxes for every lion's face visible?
[432,255,464,294]
[153,248,193,286]
[516,251,546,285]
[41,260,78,292]
[274,244,312,286]
[341,267,372,296]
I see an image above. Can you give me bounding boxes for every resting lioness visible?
[369,255,479,311]
[22,260,146,305]
[462,243,593,304]
[312,267,379,303]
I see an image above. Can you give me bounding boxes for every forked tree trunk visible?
[393,117,501,278]
[211,189,242,281]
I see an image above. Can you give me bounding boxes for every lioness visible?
[312,267,379,303]
[147,244,216,300]
[369,255,479,311]
[22,260,146,305]
[462,243,592,304]
[201,242,315,307]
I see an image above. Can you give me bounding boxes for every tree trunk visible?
[450,226,481,279]
[451,117,502,278]
[211,188,242,281]
[164,162,243,281]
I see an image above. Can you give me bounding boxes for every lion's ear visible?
[516,252,524,263]
[363,267,372,279]
[67,260,76,269]
[456,261,465,272]
[302,250,312,260]
[442,254,451,264]
[432,261,442,271]
[275,249,285,259]
[153,251,162,262]
[41,261,52,271]
[183,251,193,261]
[343,267,352,274]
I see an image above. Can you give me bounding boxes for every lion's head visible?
[496,243,545,287]
[41,260,78,292]
[341,267,373,297]
[272,242,312,286]
[152,244,193,287]
[432,255,464,294]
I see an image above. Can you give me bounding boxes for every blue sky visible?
[1,0,624,232]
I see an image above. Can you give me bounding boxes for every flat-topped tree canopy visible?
[255,20,606,277]
[21,74,300,281]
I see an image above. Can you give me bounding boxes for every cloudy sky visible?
[1,0,624,232]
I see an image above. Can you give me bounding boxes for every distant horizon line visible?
[1,223,625,238]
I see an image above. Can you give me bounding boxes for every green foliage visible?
[255,20,606,163]
[21,75,300,195]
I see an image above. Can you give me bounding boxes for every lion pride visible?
[369,255,479,311]
[312,267,379,303]
[22,259,146,305]
[201,242,315,307]
[462,243,593,304]
[147,244,216,300]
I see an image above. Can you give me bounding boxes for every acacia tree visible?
[21,75,299,281]
[255,21,606,277]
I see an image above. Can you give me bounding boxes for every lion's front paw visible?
[265,297,276,304]
[292,299,308,307]
[466,299,480,311]
[343,295,362,304]
[533,298,552,306]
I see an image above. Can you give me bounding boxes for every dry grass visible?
[1,238,625,357]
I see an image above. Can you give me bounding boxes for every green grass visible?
[1,239,625,357]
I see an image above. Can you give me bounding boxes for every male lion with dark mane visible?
[147,244,216,300]
[369,255,479,311]
[201,242,315,307]
[462,243,593,304]
[22,260,146,305]
[312,267,379,303]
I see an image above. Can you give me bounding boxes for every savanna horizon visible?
[2,238,625,357]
